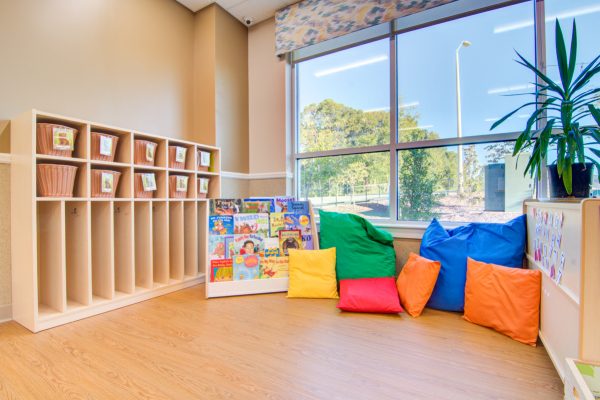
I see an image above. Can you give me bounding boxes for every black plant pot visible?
[548,163,593,198]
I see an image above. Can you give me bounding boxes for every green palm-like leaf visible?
[555,19,571,92]
[568,21,578,89]
[589,105,600,125]
[515,52,565,97]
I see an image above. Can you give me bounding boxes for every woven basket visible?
[91,132,119,162]
[169,175,189,199]
[197,150,211,172]
[91,170,121,198]
[37,164,78,197]
[36,123,79,157]
[134,140,158,166]
[168,146,187,170]
[197,177,209,199]
[134,173,156,198]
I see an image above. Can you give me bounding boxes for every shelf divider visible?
[91,202,115,299]
[65,201,92,306]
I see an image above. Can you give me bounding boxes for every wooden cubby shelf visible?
[11,109,221,332]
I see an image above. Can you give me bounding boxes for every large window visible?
[294,0,599,223]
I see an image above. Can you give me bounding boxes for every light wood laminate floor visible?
[0,285,562,399]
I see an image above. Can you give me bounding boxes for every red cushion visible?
[337,277,403,314]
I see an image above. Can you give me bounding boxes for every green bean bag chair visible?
[319,210,396,280]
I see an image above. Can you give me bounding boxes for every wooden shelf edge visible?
[527,255,580,306]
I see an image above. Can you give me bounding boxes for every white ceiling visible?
[176,0,296,25]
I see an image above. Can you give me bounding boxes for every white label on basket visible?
[52,127,74,151]
[200,151,211,167]
[99,136,113,156]
[101,172,114,193]
[199,178,209,194]
[176,176,188,192]
[142,173,157,191]
[175,147,187,163]
[146,142,156,162]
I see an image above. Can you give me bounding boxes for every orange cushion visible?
[464,258,541,346]
[396,253,441,317]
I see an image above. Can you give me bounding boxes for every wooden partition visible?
[10,109,221,332]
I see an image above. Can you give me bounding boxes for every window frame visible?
[291,0,549,226]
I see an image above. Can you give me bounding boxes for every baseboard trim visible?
[221,171,292,180]
[0,304,12,323]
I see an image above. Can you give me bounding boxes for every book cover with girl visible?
[233,234,265,255]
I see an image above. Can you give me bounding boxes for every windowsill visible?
[316,219,466,240]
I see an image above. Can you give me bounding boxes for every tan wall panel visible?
[248,178,288,197]
[0,165,10,306]
[393,238,421,274]
[221,177,249,198]
[0,0,195,142]
[248,19,286,174]
[215,6,249,173]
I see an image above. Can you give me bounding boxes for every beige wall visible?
[248,19,287,174]
[0,0,195,142]
[0,165,10,306]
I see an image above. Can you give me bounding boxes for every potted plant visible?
[492,20,600,197]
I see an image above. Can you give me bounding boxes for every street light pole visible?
[455,40,471,196]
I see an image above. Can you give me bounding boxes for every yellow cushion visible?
[287,248,338,299]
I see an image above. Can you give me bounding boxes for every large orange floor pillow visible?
[319,210,396,280]
[464,258,541,346]
[420,216,526,312]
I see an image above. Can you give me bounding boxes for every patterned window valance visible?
[275,0,458,55]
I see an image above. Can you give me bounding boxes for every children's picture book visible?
[263,237,280,257]
[301,235,314,250]
[210,199,242,215]
[273,196,295,213]
[242,200,271,214]
[209,215,234,235]
[225,235,235,259]
[208,235,233,260]
[233,254,260,280]
[233,234,265,255]
[260,256,289,279]
[284,213,312,236]
[269,212,285,238]
[279,229,302,256]
[245,197,275,212]
[288,200,310,215]
[210,259,233,282]
[234,213,269,235]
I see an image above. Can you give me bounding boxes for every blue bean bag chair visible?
[420,215,526,312]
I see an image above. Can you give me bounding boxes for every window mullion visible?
[389,35,399,222]
[534,0,548,199]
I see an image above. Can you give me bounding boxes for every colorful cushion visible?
[287,248,338,299]
[396,253,441,317]
[319,210,396,281]
[464,258,541,346]
[337,277,403,313]
[420,215,526,312]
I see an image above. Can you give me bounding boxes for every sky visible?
[297,0,600,158]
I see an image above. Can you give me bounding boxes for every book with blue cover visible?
[209,215,234,235]
[284,213,312,236]
[288,200,310,215]
[208,234,234,260]
[233,254,260,280]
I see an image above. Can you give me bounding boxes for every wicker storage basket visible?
[37,164,78,197]
[134,139,158,166]
[91,169,121,198]
[169,175,189,199]
[197,177,209,199]
[169,146,187,170]
[36,123,79,157]
[91,132,119,162]
[197,150,211,172]
[134,172,157,198]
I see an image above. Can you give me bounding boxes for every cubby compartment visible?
[134,202,153,289]
[36,201,66,315]
[152,202,169,285]
[90,126,131,164]
[114,201,134,294]
[167,143,194,172]
[184,202,198,277]
[169,202,184,281]
[196,146,219,173]
[36,116,88,160]
[134,134,167,168]
[197,173,220,199]
[91,202,114,300]
[169,172,194,199]
[198,201,209,280]
[135,169,166,199]
[65,201,91,308]
[91,166,132,198]
[37,160,87,198]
